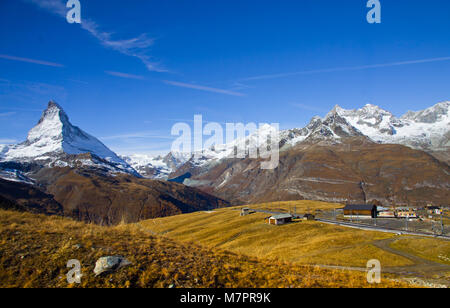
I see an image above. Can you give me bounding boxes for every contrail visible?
[0,54,64,68]
[241,56,450,81]
[163,80,246,97]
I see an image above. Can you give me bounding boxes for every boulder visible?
[94,256,131,276]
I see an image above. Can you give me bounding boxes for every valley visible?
[1,0,449,292]
[135,201,450,287]
[0,101,448,288]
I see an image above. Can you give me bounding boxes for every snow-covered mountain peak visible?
[334,104,393,119]
[38,101,68,123]
[121,151,191,179]
[325,104,345,118]
[324,102,449,151]
[401,101,449,123]
[1,101,137,176]
[27,101,69,145]
[324,104,392,122]
[122,101,449,180]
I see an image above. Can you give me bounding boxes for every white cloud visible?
[0,81,67,105]
[163,80,245,97]
[0,112,17,117]
[241,56,450,81]
[101,131,175,141]
[291,103,329,113]
[0,54,64,67]
[105,71,145,80]
[25,0,165,72]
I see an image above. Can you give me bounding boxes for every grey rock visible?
[94,256,131,276]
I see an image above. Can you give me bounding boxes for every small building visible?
[377,206,390,212]
[396,209,418,219]
[240,207,255,216]
[303,214,315,221]
[268,214,293,225]
[343,204,377,219]
[378,210,396,218]
[426,206,442,215]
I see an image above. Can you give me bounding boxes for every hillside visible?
[137,201,450,286]
[29,167,229,225]
[0,210,410,288]
[0,178,63,216]
[187,142,450,205]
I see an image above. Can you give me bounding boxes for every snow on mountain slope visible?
[332,102,450,151]
[121,151,190,179]
[19,100,441,181]
[277,109,369,151]
[0,144,9,160]
[165,102,449,181]
[0,168,35,185]
[0,101,137,176]
[123,125,278,179]
[122,154,172,179]
[189,123,281,168]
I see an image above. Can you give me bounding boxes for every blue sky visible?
[0,0,449,155]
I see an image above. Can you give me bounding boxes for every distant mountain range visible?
[122,101,450,179]
[0,101,448,218]
[121,102,449,206]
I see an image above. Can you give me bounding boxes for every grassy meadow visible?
[0,209,412,288]
[136,201,449,269]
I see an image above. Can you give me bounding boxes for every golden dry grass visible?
[136,201,413,267]
[390,237,450,265]
[0,209,411,288]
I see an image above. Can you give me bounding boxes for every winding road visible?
[318,236,450,287]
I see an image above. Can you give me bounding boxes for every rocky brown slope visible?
[185,139,450,206]
[0,178,63,216]
[28,165,228,225]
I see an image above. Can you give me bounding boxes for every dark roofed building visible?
[343,204,377,218]
[303,214,315,221]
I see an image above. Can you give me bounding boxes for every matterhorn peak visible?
[1,101,137,176]
[27,101,71,144]
[47,100,63,110]
[38,101,68,124]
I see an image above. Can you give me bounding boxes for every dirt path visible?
[372,237,450,277]
[320,236,450,287]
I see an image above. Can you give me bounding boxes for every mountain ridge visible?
[123,101,449,179]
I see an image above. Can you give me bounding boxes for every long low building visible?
[378,210,396,218]
[343,204,377,219]
[268,214,293,225]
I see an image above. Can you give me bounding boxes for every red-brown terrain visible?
[184,140,450,206]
